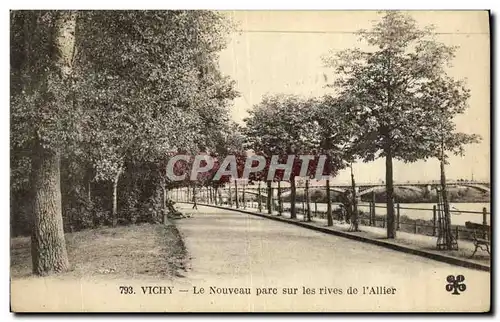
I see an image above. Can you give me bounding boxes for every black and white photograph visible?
[9,9,491,312]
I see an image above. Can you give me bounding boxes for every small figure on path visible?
[340,190,352,224]
[192,195,198,210]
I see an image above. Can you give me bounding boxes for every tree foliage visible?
[323,11,480,238]
[11,11,237,238]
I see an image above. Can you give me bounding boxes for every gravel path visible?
[174,204,490,312]
[10,204,490,312]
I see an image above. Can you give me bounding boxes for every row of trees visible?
[243,12,481,243]
[10,11,482,275]
[10,11,240,275]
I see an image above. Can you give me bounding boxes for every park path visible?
[9,204,490,312]
[173,204,490,312]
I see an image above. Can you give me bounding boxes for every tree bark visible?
[161,179,167,204]
[111,167,122,227]
[30,141,70,275]
[29,11,77,275]
[87,179,91,203]
[277,181,282,216]
[192,185,197,206]
[266,181,272,214]
[326,179,333,226]
[290,175,297,219]
[305,179,311,221]
[234,180,239,208]
[242,182,246,208]
[350,163,359,231]
[440,147,453,249]
[86,163,92,204]
[385,147,396,238]
[257,181,262,212]
[161,183,167,224]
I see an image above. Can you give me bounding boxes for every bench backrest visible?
[465,221,490,231]
[465,221,490,240]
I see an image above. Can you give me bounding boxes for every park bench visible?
[465,221,490,258]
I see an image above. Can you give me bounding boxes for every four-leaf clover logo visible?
[446,275,466,295]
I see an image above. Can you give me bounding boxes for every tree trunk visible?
[30,142,70,275]
[350,163,359,231]
[305,179,311,221]
[440,150,453,249]
[266,181,272,214]
[385,148,396,238]
[290,175,297,219]
[160,178,167,210]
[242,182,246,208]
[159,175,169,224]
[326,179,333,226]
[277,181,282,216]
[234,180,239,208]
[192,185,197,206]
[87,167,92,203]
[111,167,122,227]
[29,11,77,275]
[258,181,262,212]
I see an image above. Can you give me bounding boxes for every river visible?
[281,202,490,226]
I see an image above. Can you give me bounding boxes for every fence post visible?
[396,203,400,231]
[483,207,487,239]
[455,226,459,240]
[383,218,386,228]
[432,205,437,236]
[414,221,418,234]
[314,201,317,217]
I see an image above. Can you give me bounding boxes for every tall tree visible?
[11,11,79,274]
[11,10,237,273]
[74,11,236,225]
[244,94,320,219]
[324,11,467,238]
[418,76,481,248]
[314,95,358,227]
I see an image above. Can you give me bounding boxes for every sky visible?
[217,11,490,185]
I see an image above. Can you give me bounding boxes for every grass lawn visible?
[10,223,188,279]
